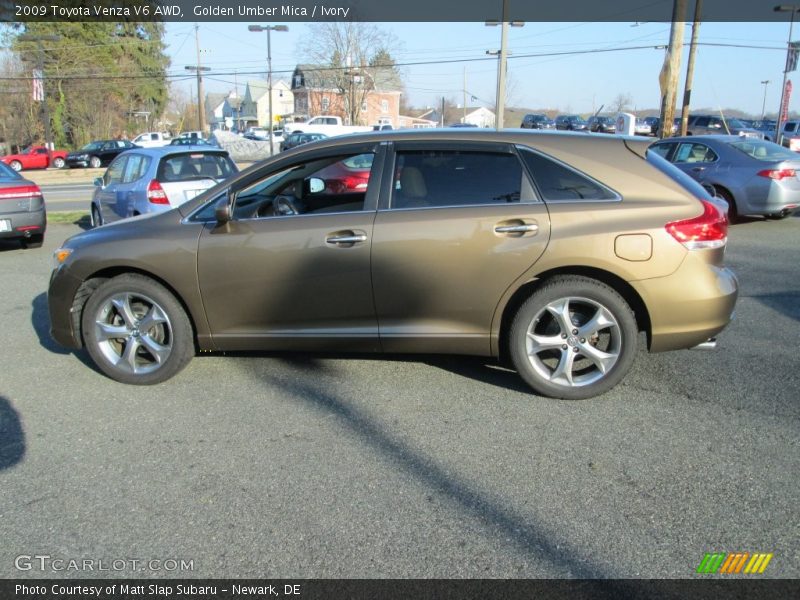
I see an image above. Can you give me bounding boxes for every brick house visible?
[290,64,402,127]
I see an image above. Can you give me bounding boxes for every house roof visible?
[205,93,227,111]
[245,80,291,101]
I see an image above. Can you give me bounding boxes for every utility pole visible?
[774,5,800,145]
[19,34,60,150]
[185,25,210,133]
[680,0,702,136]
[249,24,288,155]
[463,67,467,122]
[486,0,523,130]
[658,0,688,139]
[761,80,771,121]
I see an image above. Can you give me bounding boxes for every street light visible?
[486,0,523,130]
[774,5,800,144]
[249,24,289,156]
[761,80,771,121]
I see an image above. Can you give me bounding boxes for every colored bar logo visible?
[696,552,773,574]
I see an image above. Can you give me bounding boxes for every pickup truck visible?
[283,116,374,137]
[131,131,172,148]
[1,145,68,171]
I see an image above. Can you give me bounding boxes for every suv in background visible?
[520,114,554,129]
[555,115,588,131]
[685,115,763,139]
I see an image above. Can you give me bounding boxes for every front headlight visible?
[52,247,73,269]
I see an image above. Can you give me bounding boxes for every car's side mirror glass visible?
[308,177,325,194]
[214,196,232,223]
[93,177,104,187]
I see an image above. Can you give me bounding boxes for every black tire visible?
[91,205,103,228]
[89,156,102,168]
[81,274,194,385]
[21,234,44,249]
[509,276,638,400]
[52,157,65,169]
[714,187,738,223]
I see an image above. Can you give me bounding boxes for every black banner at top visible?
[0,0,793,23]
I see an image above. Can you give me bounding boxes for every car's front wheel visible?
[81,274,194,385]
[509,276,638,400]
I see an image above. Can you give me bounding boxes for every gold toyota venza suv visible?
[49,130,738,399]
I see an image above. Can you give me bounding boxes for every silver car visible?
[650,135,800,220]
[90,146,238,227]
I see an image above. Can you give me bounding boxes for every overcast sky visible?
[165,21,793,117]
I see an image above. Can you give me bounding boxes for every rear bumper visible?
[631,252,738,353]
[0,208,46,240]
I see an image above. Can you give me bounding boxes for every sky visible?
[164,20,794,118]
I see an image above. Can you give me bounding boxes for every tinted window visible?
[391,150,526,209]
[649,143,674,158]
[519,148,617,201]
[694,116,710,127]
[157,153,236,182]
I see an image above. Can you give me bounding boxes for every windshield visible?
[729,140,799,162]
[81,142,103,151]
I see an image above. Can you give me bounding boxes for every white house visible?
[239,80,294,129]
[462,107,496,128]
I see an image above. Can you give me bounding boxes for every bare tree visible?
[611,93,634,114]
[300,22,401,125]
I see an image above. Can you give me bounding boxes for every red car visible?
[1,145,68,171]
[315,154,371,194]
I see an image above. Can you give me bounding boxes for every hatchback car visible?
[66,139,139,169]
[0,161,46,248]
[49,130,737,399]
[89,147,238,227]
[650,135,800,220]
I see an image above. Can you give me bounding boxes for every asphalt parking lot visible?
[0,215,798,579]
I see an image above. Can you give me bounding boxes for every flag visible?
[786,41,800,73]
[32,69,44,102]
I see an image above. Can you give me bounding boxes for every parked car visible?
[752,120,777,142]
[634,119,652,136]
[177,131,204,140]
[1,145,68,171]
[89,147,238,228]
[685,115,763,139]
[520,114,555,129]
[778,120,800,149]
[280,132,328,152]
[49,130,737,400]
[131,132,172,148]
[372,124,394,131]
[0,160,46,248]
[169,137,217,147]
[555,115,588,131]
[642,116,660,136]
[587,116,617,134]
[66,140,139,169]
[650,135,800,220]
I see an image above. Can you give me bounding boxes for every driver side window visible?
[232,152,375,220]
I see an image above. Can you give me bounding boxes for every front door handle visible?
[691,166,706,172]
[325,230,368,246]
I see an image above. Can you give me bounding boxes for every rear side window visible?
[519,148,617,201]
[390,150,529,209]
[157,153,236,182]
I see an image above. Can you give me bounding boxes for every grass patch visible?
[49,211,90,226]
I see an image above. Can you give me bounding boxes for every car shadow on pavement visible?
[423,355,532,394]
[0,239,24,253]
[31,292,100,372]
[751,291,800,322]
[0,396,25,470]
[241,356,646,587]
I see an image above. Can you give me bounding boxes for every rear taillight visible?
[147,179,169,204]
[757,168,796,180]
[343,176,368,190]
[0,184,42,200]
[665,200,728,250]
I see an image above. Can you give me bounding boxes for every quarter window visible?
[519,148,617,201]
[391,150,529,209]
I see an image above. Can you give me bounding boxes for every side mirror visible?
[93,177,104,187]
[214,196,232,224]
[308,177,325,194]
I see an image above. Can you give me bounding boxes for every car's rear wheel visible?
[9,160,22,172]
[714,187,738,223]
[81,274,194,385]
[89,156,102,168]
[509,276,638,400]
[21,234,44,249]
[52,157,65,169]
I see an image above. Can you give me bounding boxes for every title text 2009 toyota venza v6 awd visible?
[48,130,738,399]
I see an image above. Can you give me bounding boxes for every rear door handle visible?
[494,223,539,234]
[691,166,706,172]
